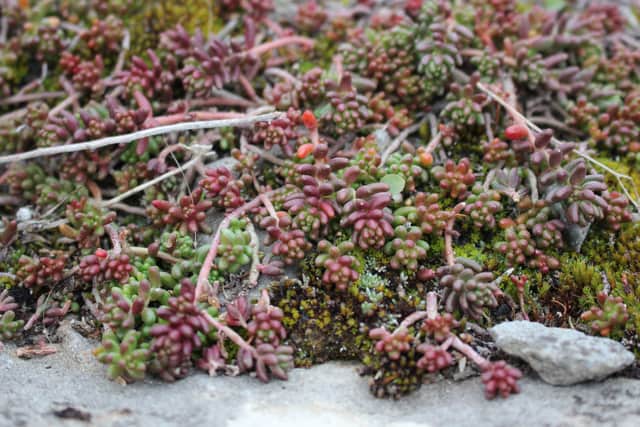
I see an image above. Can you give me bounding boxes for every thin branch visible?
[398,311,429,330]
[247,221,261,287]
[444,203,466,266]
[248,36,315,56]
[195,189,281,301]
[126,246,182,264]
[264,68,301,86]
[0,112,282,165]
[380,118,426,166]
[529,116,582,136]
[105,224,122,255]
[102,156,203,206]
[0,91,65,106]
[244,144,286,166]
[49,94,79,116]
[109,202,147,216]
[113,29,130,75]
[423,132,442,155]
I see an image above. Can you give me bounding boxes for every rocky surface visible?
[1,321,640,427]
[490,321,635,385]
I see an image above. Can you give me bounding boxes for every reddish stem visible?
[426,291,439,319]
[145,111,247,128]
[450,335,489,369]
[158,144,186,166]
[398,311,429,330]
[126,246,181,264]
[238,74,258,101]
[444,203,466,266]
[195,189,279,301]
[134,90,153,117]
[105,224,122,255]
[203,312,256,357]
[248,36,315,56]
[86,179,102,201]
[188,97,256,108]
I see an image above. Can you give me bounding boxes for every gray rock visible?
[490,321,635,385]
[2,325,640,427]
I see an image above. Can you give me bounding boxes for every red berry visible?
[504,124,529,141]
[296,143,314,159]
[302,110,318,130]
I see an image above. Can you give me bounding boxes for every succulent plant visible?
[216,218,253,273]
[115,49,176,100]
[393,192,452,236]
[323,73,371,136]
[481,361,523,400]
[237,343,294,383]
[441,73,488,135]
[247,303,287,347]
[338,183,394,249]
[369,326,413,361]
[384,225,429,270]
[149,188,213,234]
[437,258,500,319]
[94,330,151,382]
[581,292,629,337]
[283,162,338,240]
[1,310,24,342]
[431,158,476,199]
[99,280,154,333]
[602,191,633,231]
[464,185,503,229]
[17,255,66,291]
[262,214,312,265]
[149,280,210,381]
[421,312,459,343]
[494,221,560,272]
[315,240,361,291]
[1,0,639,403]
[251,109,299,157]
[416,344,453,373]
[66,198,117,249]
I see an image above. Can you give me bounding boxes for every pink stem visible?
[86,179,102,201]
[127,246,182,264]
[265,68,301,86]
[450,335,489,369]
[248,36,315,56]
[238,74,258,101]
[244,144,286,166]
[519,291,530,321]
[0,91,64,106]
[398,311,429,330]
[158,144,186,165]
[105,224,122,255]
[203,312,257,357]
[134,90,153,117]
[439,335,454,351]
[262,17,287,37]
[259,193,279,221]
[444,203,466,266]
[145,111,247,128]
[188,97,257,108]
[424,132,442,155]
[195,189,279,301]
[0,169,9,184]
[426,292,439,319]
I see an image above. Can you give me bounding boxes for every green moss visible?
[126,0,224,56]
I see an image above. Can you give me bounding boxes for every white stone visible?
[490,321,635,385]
